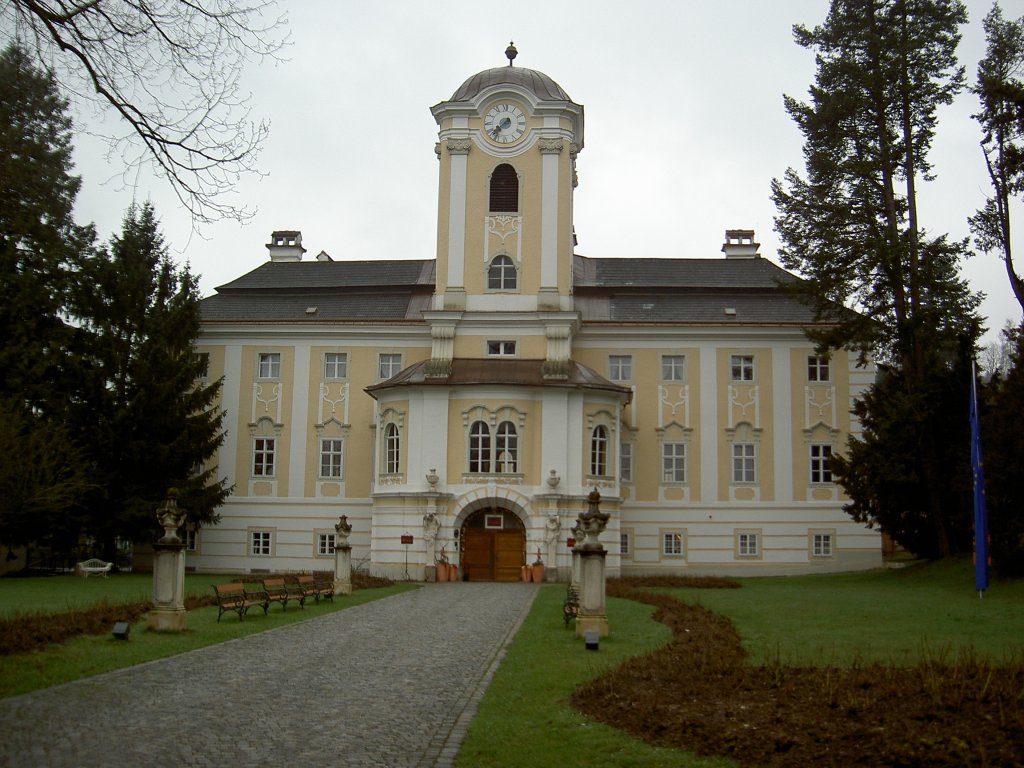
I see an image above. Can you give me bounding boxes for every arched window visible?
[487,255,517,290]
[495,421,518,473]
[489,163,519,212]
[590,425,608,476]
[469,420,491,473]
[385,423,400,474]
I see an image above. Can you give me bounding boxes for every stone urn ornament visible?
[334,514,353,548]
[156,489,185,544]
[577,489,610,549]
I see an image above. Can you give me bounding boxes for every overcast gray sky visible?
[68,0,1022,345]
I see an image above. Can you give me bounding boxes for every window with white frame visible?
[317,532,336,557]
[730,354,754,382]
[379,353,402,380]
[195,352,210,379]
[258,352,281,379]
[469,420,491,473]
[620,442,633,483]
[250,530,272,556]
[662,354,685,381]
[487,255,517,290]
[324,352,348,379]
[495,421,518,473]
[320,438,344,479]
[183,528,197,552]
[808,355,830,382]
[608,355,632,381]
[662,442,686,483]
[590,425,609,476]
[736,530,760,558]
[487,340,516,356]
[810,444,833,484]
[811,531,835,557]
[253,438,276,477]
[662,531,685,557]
[620,531,631,557]
[732,443,756,483]
[384,423,401,474]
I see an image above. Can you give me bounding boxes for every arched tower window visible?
[495,421,518,473]
[469,420,491,473]
[590,425,609,477]
[487,255,517,290]
[489,164,519,212]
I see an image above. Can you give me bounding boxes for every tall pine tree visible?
[69,203,229,555]
[771,0,982,557]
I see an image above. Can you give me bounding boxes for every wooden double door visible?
[462,527,525,582]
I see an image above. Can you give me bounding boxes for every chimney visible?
[721,229,759,259]
[266,230,306,262]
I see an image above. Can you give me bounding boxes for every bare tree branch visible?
[2,0,288,224]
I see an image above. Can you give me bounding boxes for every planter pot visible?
[436,563,449,582]
[521,565,531,582]
[448,564,458,582]
[532,563,545,583]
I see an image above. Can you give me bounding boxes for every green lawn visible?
[457,560,1024,767]
[0,575,416,698]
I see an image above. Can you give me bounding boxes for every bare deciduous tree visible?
[2,0,288,224]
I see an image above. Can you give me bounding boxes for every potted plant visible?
[531,547,545,583]
[436,546,449,582]
[521,564,531,582]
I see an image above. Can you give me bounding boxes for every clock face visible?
[484,103,526,144]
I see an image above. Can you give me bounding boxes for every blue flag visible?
[971,362,989,594]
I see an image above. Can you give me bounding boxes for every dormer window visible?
[489,164,519,212]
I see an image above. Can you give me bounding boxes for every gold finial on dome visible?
[505,41,517,67]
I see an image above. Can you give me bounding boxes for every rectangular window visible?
[320,438,344,479]
[662,354,685,381]
[317,532,336,557]
[250,530,272,556]
[811,531,835,557]
[662,531,685,557]
[258,352,281,379]
[324,352,348,379]
[736,531,760,558]
[620,531,630,557]
[662,442,686,483]
[620,442,633,483]
[379,353,402,380]
[183,529,197,552]
[730,354,754,382]
[487,340,516,356]
[253,438,276,477]
[608,355,632,381]
[810,444,833,484]
[732,443,756,483]
[808,355,830,382]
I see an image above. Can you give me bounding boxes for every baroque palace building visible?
[190,50,881,580]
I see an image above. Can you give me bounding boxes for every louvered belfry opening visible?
[489,164,519,212]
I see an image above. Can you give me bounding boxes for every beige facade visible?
[191,57,881,579]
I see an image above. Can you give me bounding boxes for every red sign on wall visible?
[401,534,414,545]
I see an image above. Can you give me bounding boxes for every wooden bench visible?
[563,585,580,627]
[263,577,303,610]
[289,574,335,604]
[212,583,269,622]
[76,558,113,578]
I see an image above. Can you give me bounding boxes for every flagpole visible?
[970,361,989,598]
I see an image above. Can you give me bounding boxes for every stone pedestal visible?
[150,541,187,631]
[334,544,353,595]
[150,491,187,632]
[575,548,609,638]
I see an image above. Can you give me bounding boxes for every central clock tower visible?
[429,44,584,315]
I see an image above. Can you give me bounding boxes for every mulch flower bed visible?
[572,579,1024,767]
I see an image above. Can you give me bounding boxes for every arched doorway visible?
[459,508,525,582]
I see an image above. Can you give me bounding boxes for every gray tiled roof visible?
[201,254,825,326]
[447,67,572,103]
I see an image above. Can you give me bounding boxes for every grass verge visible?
[455,584,731,768]
[0,579,416,699]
